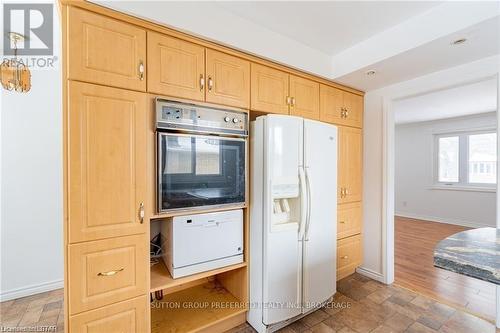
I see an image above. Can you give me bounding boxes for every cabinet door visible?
[343,91,364,128]
[319,84,344,125]
[68,82,148,243]
[206,49,250,108]
[68,7,146,91]
[70,296,148,333]
[337,235,362,280]
[289,75,319,120]
[338,127,362,204]
[337,202,362,239]
[147,32,205,101]
[251,63,289,114]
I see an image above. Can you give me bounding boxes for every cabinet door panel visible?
[342,92,363,128]
[206,49,250,108]
[69,235,148,314]
[289,75,319,120]
[68,82,147,243]
[337,202,362,239]
[251,63,289,114]
[68,7,146,91]
[147,32,205,101]
[338,127,362,204]
[70,296,148,332]
[337,235,362,280]
[320,85,344,125]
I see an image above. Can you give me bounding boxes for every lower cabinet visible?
[69,296,149,333]
[337,234,362,281]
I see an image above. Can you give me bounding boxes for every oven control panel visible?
[156,99,248,136]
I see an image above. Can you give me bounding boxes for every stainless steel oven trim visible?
[157,131,247,214]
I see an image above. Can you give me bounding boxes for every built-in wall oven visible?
[156,99,248,213]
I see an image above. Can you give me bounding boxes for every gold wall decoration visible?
[1,32,31,93]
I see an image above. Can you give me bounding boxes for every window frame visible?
[433,128,497,191]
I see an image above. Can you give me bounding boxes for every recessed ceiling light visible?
[451,38,467,45]
[365,69,376,76]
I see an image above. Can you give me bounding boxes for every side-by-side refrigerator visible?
[249,115,337,332]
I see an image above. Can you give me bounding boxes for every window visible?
[435,130,497,188]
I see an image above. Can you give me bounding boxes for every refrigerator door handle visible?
[304,167,312,241]
[298,166,307,240]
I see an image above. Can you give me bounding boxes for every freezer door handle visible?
[304,167,312,241]
[298,166,307,240]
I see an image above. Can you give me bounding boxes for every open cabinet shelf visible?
[150,260,247,293]
[151,280,247,333]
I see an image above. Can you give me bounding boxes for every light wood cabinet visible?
[68,81,148,243]
[70,296,148,333]
[147,32,205,101]
[68,235,148,314]
[289,75,320,120]
[68,7,146,91]
[337,202,362,239]
[320,85,363,128]
[337,235,362,280]
[338,126,363,204]
[206,49,250,108]
[250,63,289,115]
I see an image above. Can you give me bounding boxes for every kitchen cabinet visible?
[68,81,148,243]
[338,126,362,204]
[337,202,362,239]
[206,49,250,108]
[289,75,320,120]
[250,63,290,115]
[68,7,146,91]
[320,84,363,128]
[147,32,205,101]
[337,234,362,280]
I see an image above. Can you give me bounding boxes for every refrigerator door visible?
[263,115,304,325]
[302,120,337,311]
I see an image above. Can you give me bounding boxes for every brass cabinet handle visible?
[207,76,213,92]
[138,61,144,81]
[199,74,205,91]
[139,202,145,223]
[341,255,349,259]
[286,96,291,105]
[291,97,296,107]
[340,108,345,118]
[340,187,345,198]
[339,221,346,224]
[344,108,349,118]
[98,268,124,277]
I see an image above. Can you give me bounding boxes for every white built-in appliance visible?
[161,209,244,278]
[156,99,247,213]
[248,115,337,332]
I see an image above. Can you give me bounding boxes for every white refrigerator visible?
[248,115,337,332]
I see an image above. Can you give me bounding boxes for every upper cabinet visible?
[251,64,289,115]
[68,7,146,91]
[289,75,320,120]
[205,49,250,108]
[68,81,148,243]
[320,85,363,128]
[147,32,205,101]
[338,126,363,204]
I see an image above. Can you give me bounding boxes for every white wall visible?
[0,2,62,300]
[395,113,497,228]
[360,55,499,280]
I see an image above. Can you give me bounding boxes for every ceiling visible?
[213,1,441,55]
[394,78,498,124]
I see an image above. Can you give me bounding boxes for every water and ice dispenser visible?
[270,183,301,231]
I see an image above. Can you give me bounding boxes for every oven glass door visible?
[158,132,246,211]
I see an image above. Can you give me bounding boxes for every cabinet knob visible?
[138,61,144,81]
[341,255,349,260]
[199,74,205,91]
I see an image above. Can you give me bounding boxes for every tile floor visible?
[0,273,497,333]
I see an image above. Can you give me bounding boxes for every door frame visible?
[381,74,499,327]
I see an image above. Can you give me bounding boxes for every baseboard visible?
[394,212,493,229]
[0,279,63,302]
[356,267,385,284]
